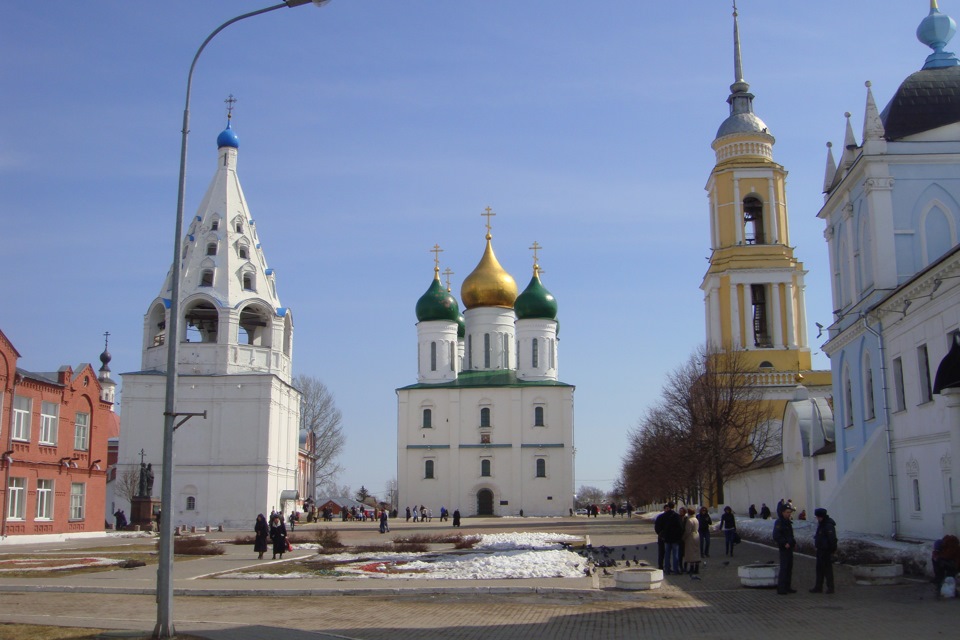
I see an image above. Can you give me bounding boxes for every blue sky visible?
[0,1,939,498]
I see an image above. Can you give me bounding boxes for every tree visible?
[620,346,774,506]
[115,465,140,504]
[355,485,371,503]
[575,485,606,508]
[383,478,398,509]
[295,374,346,492]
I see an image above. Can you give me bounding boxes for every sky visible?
[0,1,941,499]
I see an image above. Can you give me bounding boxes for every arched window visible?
[424,460,435,479]
[449,342,455,371]
[502,334,509,368]
[484,333,491,368]
[186,496,196,511]
[467,335,473,369]
[235,220,244,233]
[480,407,490,428]
[863,353,876,421]
[536,458,546,478]
[238,245,249,260]
[843,369,854,428]
[534,406,544,426]
[200,269,214,287]
[481,459,491,477]
[422,408,432,429]
[206,243,217,256]
[242,273,255,291]
[751,284,770,347]
[184,301,218,343]
[211,219,220,231]
[430,342,437,371]
[237,304,271,346]
[532,338,539,368]
[743,196,764,244]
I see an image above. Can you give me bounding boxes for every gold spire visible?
[430,244,443,280]
[461,207,518,309]
[442,267,454,292]
[529,241,542,277]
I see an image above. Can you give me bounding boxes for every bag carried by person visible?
[733,531,742,545]
[285,539,292,552]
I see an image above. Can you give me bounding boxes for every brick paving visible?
[0,516,956,639]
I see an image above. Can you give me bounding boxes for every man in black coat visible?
[658,503,684,575]
[654,504,668,570]
[810,507,838,594]
[772,504,797,595]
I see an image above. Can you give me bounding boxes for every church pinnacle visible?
[714,2,772,144]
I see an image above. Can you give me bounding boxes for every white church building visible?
[120,115,302,529]
[397,219,574,517]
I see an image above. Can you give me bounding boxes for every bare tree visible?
[383,478,398,509]
[575,485,606,507]
[115,466,140,504]
[295,374,346,492]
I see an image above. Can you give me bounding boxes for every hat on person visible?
[814,508,828,518]
[782,504,794,512]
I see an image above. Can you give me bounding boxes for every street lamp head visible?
[284,0,332,7]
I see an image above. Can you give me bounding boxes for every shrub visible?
[314,527,343,549]
[174,537,225,556]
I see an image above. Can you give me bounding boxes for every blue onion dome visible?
[416,270,460,322]
[918,1,959,69]
[514,267,558,320]
[217,120,239,149]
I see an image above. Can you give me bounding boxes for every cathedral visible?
[119,114,302,529]
[397,215,574,516]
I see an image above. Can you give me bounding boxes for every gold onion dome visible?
[461,235,518,310]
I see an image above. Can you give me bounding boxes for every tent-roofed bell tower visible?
[701,4,818,380]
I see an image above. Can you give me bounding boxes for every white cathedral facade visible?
[119,117,302,529]
[397,222,574,517]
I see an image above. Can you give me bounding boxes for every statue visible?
[145,463,155,497]
[137,462,148,497]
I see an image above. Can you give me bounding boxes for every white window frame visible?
[40,401,59,445]
[36,479,54,520]
[7,477,26,520]
[12,395,31,441]
[74,412,90,451]
[70,483,86,520]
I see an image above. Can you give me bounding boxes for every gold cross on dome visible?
[430,244,444,272]
[224,94,237,119]
[481,206,496,236]
[442,267,454,292]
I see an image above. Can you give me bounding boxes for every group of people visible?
[654,503,714,575]
[771,501,838,595]
[405,505,461,526]
[253,512,289,560]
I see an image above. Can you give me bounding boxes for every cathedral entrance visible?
[477,489,494,516]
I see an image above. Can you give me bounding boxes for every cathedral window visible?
[235,220,243,233]
[863,354,876,421]
[186,496,196,511]
[480,407,491,428]
[239,246,249,260]
[422,408,432,429]
[843,369,853,428]
[918,344,933,403]
[743,197,764,244]
[430,342,437,371]
[238,304,271,347]
[206,243,217,256]
[449,342,455,371]
[532,338,539,368]
[211,219,219,231]
[467,335,473,369]
[534,406,544,427]
[751,284,770,347]
[481,459,491,477]
[502,334,509,368]
[892,357,906,412]
[242,273,255,291]
[484,334,491,368]
[424,459,435,479]
[535,458,546,478]
[200,269,214,287]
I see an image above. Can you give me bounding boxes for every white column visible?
[730,282,741,349]
[733,178,743,245]
[771,282,783,348]
[767,178,779,244]
[785,282,797,349]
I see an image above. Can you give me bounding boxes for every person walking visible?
[696,506,712,558]
[269,514,287,560]
[452,508,461,527]
[379,509,390,534]
[719,506,737,557]
[773,504,797,595]
[810,507,838,594]
[254,513,269,560]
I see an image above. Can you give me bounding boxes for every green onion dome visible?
[514,268,557,320]
[416,270,461,322]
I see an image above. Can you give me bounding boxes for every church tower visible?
[120,106,302,529]
[701,5,821,382]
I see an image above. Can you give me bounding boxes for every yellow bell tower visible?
[701,5,827,387]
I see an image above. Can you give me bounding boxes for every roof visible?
[397,369,573,391]
[881,66,960,139]
[812,441,837,457]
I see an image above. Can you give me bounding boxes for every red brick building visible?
[1,329,112,537]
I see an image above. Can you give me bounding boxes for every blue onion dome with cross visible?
[461,207,518,309]
[415,244,460,322]
[217,94,240,149]
[514,241,558,321]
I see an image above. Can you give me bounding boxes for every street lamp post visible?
[155,2,328,637]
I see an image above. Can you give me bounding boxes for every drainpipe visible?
[862,315,900,539]
[1,374,20,538]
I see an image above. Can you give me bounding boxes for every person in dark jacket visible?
[254,513,269,560]
[653,504,669,570]
[696,506,713,558]
[719,506,737,556]
[269,514,287,560]
[772,505,797,595]
[659,503,683,574]
[810,507,837,593]
[452,508,461,527]
[748,504,757,518]
[760,503,771,519]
